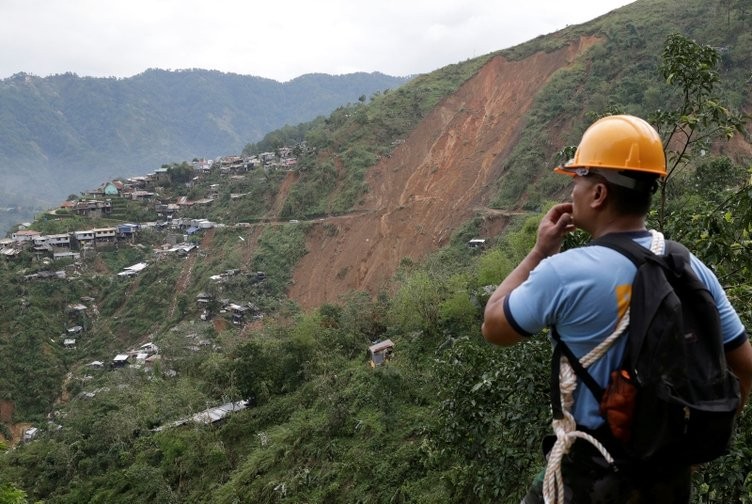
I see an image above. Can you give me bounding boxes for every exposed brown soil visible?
[0,399,13,423]
[169,228,215,318]
[289,36,601,309]
[92,255,110,274]
[6,423,31,447]
[213,319,230,332]
[0,399,31,447]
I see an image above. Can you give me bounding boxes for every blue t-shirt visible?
[504,230,746,429]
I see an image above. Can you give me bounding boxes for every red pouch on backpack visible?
[600,369,637,443]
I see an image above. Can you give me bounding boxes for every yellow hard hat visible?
[555,115,666,179]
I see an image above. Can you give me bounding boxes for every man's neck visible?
[589,215,647,239]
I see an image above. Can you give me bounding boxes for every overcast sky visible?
[1,0,634,82]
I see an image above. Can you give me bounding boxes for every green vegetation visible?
[280,161,337,219]
[251,224,309,308]
[243,122,318,156]
[187,170,287,225]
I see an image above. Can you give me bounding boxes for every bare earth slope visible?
[289,37,600,309]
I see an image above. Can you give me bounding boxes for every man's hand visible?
[533,202,575,258]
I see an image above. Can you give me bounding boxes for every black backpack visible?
[551,234,740,464]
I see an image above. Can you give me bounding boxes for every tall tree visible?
[650,33,747,229]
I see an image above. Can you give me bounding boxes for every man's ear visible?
[590,181,608,209]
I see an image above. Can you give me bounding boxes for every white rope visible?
[542,230,663,504]
[648,229,665,255]
[542,314,629,504]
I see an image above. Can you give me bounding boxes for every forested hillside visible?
[1,0,751,502]
[0,70,408,233]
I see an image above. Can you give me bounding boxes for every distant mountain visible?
[0,69,409,232]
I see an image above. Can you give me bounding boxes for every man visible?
[481,115,752,503]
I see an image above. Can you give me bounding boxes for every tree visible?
[650,33,747,229]
[167,162,194,185]
[390,270,443,335]
[664,157,752,308]
[428,335,551,501]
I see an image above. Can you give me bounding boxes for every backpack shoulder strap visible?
[663,239,691,264]
[591,233,691,267]
[550,327,605,417]
[589,233,655,266]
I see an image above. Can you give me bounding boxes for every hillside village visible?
[3,135,412,450]
[1,146,303,259]
[0,145,305,384]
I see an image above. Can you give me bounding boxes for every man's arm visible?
[481,202,575,346]
[726,337,752,410]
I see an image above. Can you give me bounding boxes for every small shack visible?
[229,303,248,325]
[139,342,159,355]
[22,427,39,443]
[118,262,148,277]
[192,400,249,425]
[467,238,487,250]
[113,354,130,367]
[368,339,395,367]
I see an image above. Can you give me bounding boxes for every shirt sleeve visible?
[505,259,564,337]
[689,253,746,347]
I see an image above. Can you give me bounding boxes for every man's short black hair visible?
[594,171,659,216]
